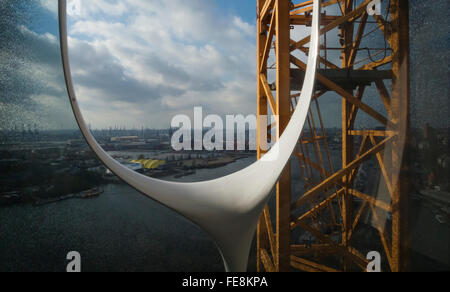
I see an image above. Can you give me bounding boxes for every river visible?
[1,151,446,271]
[0,157,258,272]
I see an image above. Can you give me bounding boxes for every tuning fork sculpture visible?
[58,0,320,272]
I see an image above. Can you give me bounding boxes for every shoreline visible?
[1,154,255,207]
[33,187,104,206]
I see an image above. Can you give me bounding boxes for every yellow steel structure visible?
[256,0,410,272]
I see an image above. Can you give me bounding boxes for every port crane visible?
[256,0,409,272]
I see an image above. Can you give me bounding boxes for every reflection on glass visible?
[0,0,448,272]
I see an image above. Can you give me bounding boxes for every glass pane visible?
[0,0,448,273]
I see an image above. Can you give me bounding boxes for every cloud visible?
[64,0,257,129]
[39,0,58,15]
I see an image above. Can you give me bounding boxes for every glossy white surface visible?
[58,0,320,272]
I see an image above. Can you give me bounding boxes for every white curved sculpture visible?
[58,0,320,272]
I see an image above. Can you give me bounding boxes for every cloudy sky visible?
[1,0,448,131]
[42,0,260,129]
[0,0,369,132]
[32,0,346,130]
[0,0,383,132]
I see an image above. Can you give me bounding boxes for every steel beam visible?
[275,0,291,272]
